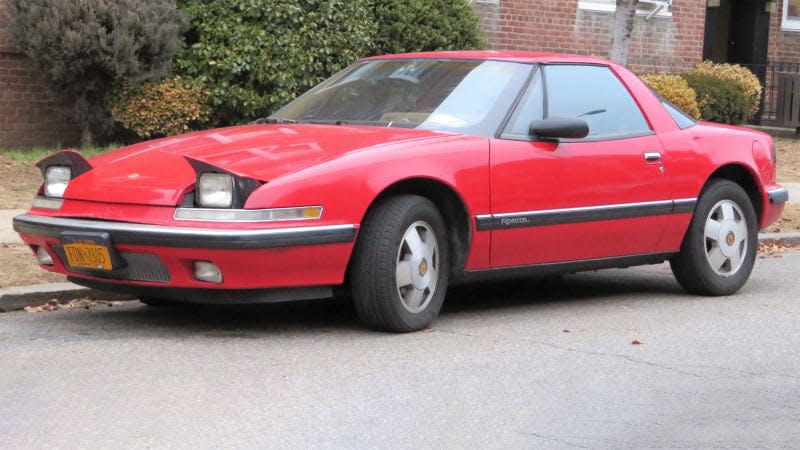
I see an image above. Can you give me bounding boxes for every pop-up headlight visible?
[35,150,93,201]
[197,173,234,208]
[185,157,261,209]
[44,166,71,198]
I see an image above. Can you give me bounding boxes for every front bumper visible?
[13,214,357,249]
[13,213,358,292]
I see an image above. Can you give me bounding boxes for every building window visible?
[578,0,672,19]
[783,0,800,31]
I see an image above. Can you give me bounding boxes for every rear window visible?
[661,99,697,129]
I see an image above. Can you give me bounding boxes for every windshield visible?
[270,59,533,137]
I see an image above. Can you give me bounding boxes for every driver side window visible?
[543,65,651,139]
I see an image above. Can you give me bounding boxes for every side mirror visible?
[529,117,589,140]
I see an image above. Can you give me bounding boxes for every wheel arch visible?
[355,177,472,277]
[704,164,763,223]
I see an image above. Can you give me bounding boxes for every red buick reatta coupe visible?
[14,52,788,331]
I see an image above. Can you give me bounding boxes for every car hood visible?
[65,124,450,206]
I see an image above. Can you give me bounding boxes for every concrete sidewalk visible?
[0,209,25,244]
[783,182,799,204]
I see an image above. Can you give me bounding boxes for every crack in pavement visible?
[515,430,592,448]
[435,328,707,378]
[435,328,800,380]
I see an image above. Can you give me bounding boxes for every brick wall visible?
[769,0,800,63]
[0,0,79,149]
[473,0,707,74]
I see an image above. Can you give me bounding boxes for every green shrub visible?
[689,61,762,118]
[683,73,751,124]
[372,0,485,55]
[111,77,210,138]
[176,0,376,126]
[6,0,186,146]
[639,73,701,119]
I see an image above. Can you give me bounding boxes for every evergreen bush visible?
[176,0,375,126]
[683,73,751,124]
[690,61,762,118]
[6,0,186,146]
[372,0,485,55]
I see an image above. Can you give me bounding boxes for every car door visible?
[487,64,670,267]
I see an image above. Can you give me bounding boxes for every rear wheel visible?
[351,195,449,332]
[670,179,757,295]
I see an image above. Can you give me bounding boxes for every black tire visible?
[670,179,758,296]
[351,195,450,332]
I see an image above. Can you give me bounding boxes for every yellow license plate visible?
[63,243,113,270]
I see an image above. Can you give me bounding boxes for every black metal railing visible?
[740,61,800,126]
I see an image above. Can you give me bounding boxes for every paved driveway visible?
[1,252,799,448]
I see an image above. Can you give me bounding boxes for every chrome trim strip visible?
[31,196,63,210]
[768,187,789,204]
[475,198,698,231]
[174,206,323,222]
[474,214,494,231]
[671,198,697,214]
[13,214,357,249]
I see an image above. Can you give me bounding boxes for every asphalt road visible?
[1,252,799,449]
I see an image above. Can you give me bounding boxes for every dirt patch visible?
[0,243,66,289]
[0,158,42,209]
[776,138,800,182]
[765,203,800,233]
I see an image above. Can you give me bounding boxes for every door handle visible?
[643,152,661,162]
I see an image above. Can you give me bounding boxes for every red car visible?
[14,52,787,332]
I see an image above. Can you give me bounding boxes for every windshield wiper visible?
[577,109,607,118]
[251,117,297,125]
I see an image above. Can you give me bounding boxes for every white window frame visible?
[782,0,800,31]
[578,0,673,19]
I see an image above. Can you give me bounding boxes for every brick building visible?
[4,0,800,147]
[473,0,800,124]
[0,0,79,148]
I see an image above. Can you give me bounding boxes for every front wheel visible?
[351,195,450,332]
[670,179,758,296]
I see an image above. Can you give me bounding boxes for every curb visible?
[0,282,134,312]
[757,232,800,246]
[2,233,800,313]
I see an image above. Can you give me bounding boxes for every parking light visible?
[36,246,54,266]
[194,261,223,283]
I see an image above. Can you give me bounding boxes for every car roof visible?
[362,51,610,65]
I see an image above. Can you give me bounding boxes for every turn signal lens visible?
[44,166,71,198]
[197,173,233,208]
[268,206,323,221]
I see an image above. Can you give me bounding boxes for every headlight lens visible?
[197,173,233,208]
[44,166,71,198]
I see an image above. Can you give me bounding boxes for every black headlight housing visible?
[184,157,261,209]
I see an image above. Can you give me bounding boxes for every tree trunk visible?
[80,122,93,148]
[608,0,639,65]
